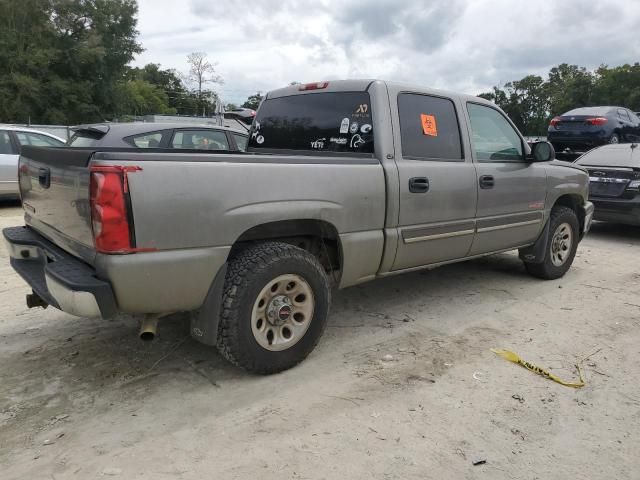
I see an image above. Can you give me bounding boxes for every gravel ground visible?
[1,199,639,479]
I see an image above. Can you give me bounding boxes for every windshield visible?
[248,92,374,155]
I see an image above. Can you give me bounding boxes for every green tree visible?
[546,64,595,116]
[0,0,142,123]
[242,92,263,110]
[115,79,176,117]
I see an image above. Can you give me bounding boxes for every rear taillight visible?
[550,117,561,127]
[298,81,329,91]
[89,165,140,253]
[585,117,608,126]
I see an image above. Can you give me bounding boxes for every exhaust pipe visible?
[139,314,159,341]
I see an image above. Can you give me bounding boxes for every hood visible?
[575,144,639,169]
[549,159,587,173]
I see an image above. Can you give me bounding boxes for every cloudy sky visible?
[134,0,640,105]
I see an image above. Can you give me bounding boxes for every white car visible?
[0,127,65,199]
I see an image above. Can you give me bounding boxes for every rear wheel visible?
[525,206,579,280]
[609,133,620,144]
[217,242,331,374]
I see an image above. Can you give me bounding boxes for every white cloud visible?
[133,0,640,105]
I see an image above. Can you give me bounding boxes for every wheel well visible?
[230,220,342,280]
[553,194,585,231]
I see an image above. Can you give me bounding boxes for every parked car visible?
[4,80,593,374]
[547,106,640,154]
[224,107,256,125]
[0,127,65,200]
[575,143,640,225]
[68,123,249,152]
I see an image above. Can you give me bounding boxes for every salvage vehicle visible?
[576,143,640,225]
[68,123,248,152]
[547,106,640,154]
[0,127,65,200]
[3,80,594,374]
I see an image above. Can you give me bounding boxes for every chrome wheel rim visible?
[251,274,315,352]
[609,135,619,144]
[550,222,573,267]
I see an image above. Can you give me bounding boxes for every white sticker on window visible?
[339,118,350,134]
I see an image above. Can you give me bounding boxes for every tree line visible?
[0,0,261,124]
[478,63,640,135]
[1,1,638,129]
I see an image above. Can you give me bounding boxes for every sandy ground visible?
[0,198,639,480]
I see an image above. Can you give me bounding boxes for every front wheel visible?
[217,242,331,374]
[524,206,579,280]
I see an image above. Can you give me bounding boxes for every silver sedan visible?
[0,127,65,199]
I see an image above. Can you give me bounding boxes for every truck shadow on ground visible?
[587,222,640,242]
[0,198,21,209]
[0,251,531,405]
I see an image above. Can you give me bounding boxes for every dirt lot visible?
[1,199,639,480]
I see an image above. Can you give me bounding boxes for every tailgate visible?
[19,146,97,264]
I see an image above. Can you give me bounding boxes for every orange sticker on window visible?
[421,114,438,136]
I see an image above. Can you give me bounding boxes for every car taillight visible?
[298,82,329,91]
[89,165,140,254]
[585,117,608,126]
[550,117,561,127]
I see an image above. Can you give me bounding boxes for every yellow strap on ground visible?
[491,348,585,388]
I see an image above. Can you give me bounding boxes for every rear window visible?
[68,131,103,147]
[248,92,374,154]
[564,107,613,116]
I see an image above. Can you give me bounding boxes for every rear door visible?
[391,92,478,270]
[465,102,547,255]
[0,131,18,194]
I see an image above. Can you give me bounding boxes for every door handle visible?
[38,167,51,189]
[479,175,494,189]
[409,177,429,193]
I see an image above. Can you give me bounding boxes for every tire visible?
[609,133,620,144]
[217,242,331,374]
[525,206,579,280]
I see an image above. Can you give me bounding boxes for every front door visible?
[391,93,478,271]
[465,102,547,256]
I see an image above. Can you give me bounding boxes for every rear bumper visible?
[547,132,609,152]
[591,196,640,226]
[0,180,19,198]
[3,226,117,318]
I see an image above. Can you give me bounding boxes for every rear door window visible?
[249,92,374,154]
[15,132,64,147]
[171,130,229,150]
[397,93,463,160]
[0,131,16,154]
[618,109,631,122]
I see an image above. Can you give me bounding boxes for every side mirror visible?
[529,141,555,162]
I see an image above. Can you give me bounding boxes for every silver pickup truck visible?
[3,80,594,374]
